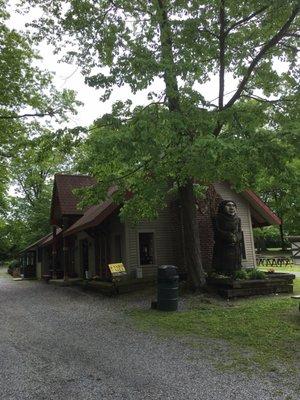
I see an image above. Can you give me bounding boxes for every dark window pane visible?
[139,233,154,265]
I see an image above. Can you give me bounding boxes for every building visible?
[19,174,281,282]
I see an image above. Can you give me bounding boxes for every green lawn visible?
[258,264,300,274]
[130,278,300,372]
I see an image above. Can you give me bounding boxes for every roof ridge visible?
[54,173,93,178]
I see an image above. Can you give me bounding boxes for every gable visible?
[50,174,96,225]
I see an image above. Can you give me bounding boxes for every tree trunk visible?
[178,180,206,288]
[156,0,206,288]
[279,223,287,251]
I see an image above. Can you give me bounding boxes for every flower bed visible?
[207,272,295,298]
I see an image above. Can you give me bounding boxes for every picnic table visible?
[256,255,293,267]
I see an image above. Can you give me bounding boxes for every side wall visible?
[125,207,181,278]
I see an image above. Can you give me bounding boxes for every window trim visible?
[137,230,157,267]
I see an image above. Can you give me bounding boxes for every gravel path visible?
[0,269,298,400]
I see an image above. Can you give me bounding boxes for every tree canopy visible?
[0,1,80,259]
[21,0,300,286]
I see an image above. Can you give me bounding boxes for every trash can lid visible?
[158,265,178,279]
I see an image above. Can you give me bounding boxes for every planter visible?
[207,272,295,299]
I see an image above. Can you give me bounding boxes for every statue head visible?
[218,200,237,217]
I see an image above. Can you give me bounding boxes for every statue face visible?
[224,201,237,216]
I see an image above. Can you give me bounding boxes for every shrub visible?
[246,268,266,280]
[234,270,248,280]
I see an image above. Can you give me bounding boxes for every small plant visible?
[246,268,266,280]
[267,268,275,273]
[209,272,228,279]
[234,270,248,280]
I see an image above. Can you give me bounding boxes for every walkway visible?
[0,269,297,400]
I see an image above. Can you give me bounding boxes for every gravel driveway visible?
[0,269,298,400]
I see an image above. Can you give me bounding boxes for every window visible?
[139,232,155,265]
[241,231,246,260]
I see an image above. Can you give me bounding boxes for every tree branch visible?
[218,0,226,110]
[0,111,56,120]
[242,94,296,104]
[225,6,269,34]
[224,4,300,110]
[213,0,226,137]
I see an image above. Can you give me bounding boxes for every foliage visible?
[22,0,299,207]
[0,0,79,207]
[246,268,266,280]
[255,159,300,236]
[253,226,286,250]
[233,269,248,280]
[0,127,78,260]
[0,1,81,259]
[20,0,300,286]
[212,268,266,280]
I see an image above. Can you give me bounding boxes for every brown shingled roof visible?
[19,232,53,254]
[63,200,119,237]
[40,228,63,247]
[50,174,96,224]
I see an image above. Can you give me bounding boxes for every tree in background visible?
[24,0,299,287]
[0,1,80,259]
[254,90,300,250]
[0,0,78,200]
[255,159,300,250]
[0,127,79,259]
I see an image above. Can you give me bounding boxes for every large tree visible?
[0,0,79,201]
[0,0,81,259]
[24,0,299,288]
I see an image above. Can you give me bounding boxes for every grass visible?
[258,264,300,274]
[129,278,300,372]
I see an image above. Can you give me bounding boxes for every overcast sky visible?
[8,1,227,128]
[8,1,288,129]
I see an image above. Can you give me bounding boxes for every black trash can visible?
[157,265,179,311]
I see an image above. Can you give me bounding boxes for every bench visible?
[291,295,300,311]
[256,256,293,267]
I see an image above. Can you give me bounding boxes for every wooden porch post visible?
[63,237,69,281]
[52,226,57,279]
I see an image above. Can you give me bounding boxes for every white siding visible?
[125,207,178,277]
[213,182,257,268]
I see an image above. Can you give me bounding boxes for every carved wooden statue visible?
[212,200,243,277]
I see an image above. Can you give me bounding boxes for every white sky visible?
[7,1,227,128]
[8,1,289,129]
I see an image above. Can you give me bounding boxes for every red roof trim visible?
[241,189,281,226]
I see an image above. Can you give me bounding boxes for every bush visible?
[234,270,248,280]
[246,268,266,280]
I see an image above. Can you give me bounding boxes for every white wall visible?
[125,207,178,277]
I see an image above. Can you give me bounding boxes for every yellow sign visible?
[108,263,126,274]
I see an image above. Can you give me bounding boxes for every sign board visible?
[108,263,127,279]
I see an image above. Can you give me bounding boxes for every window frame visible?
[137,230,156,267]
